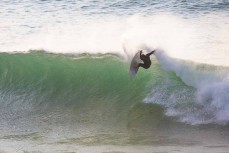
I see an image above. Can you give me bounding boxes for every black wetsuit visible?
[138,50,155,69]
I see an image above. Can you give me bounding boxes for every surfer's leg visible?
[138,63,149,69]
[137,63,143,68]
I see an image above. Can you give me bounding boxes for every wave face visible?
[0,52,147,110]
[0,51,229,152]
[0,51,229,128]
[0,52,156,133]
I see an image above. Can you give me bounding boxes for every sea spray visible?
[145,50,229,124]
[1,13,229,67]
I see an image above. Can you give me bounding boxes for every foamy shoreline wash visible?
[0,0,229,66]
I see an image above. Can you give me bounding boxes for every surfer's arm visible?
[146,50,156,57]
[139,50,144,60]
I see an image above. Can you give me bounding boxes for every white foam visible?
[146,50,229,125]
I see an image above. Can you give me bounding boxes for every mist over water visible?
[0,0,229,65]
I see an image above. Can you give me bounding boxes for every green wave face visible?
[1,52,229,147]
[0,52,165,131]
[0,52,152,106]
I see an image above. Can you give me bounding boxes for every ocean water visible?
[1,0,229,153]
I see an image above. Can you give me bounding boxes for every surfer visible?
[137,50,156,69]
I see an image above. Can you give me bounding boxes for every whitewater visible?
[0,0,229,153]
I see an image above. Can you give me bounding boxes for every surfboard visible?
[129,51,141,78]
